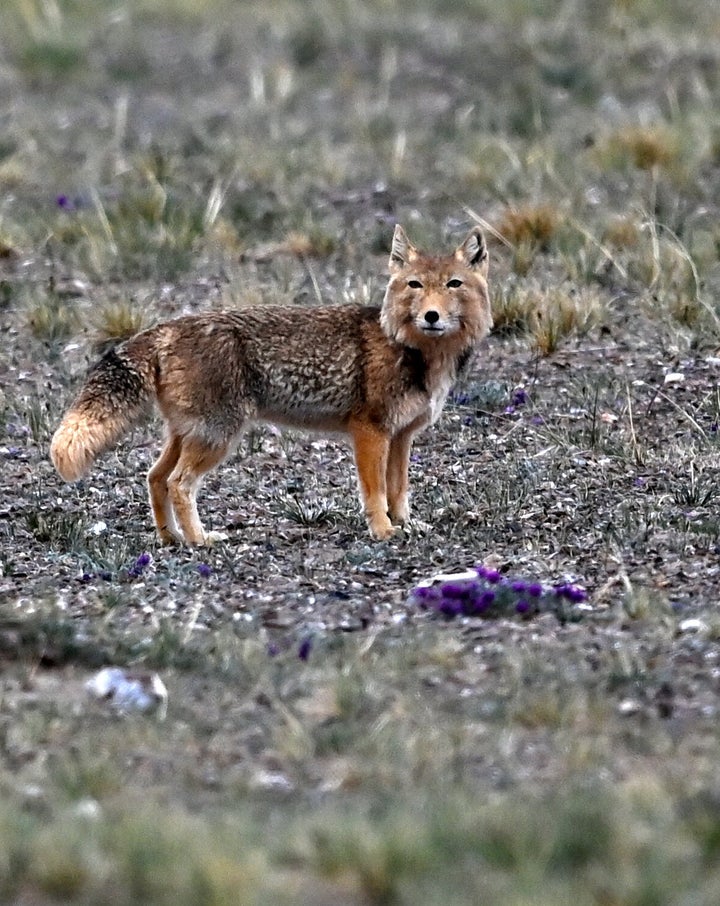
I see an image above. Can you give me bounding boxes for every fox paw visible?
[157,526,184,546]
[388,502,410,525]
[368,517,400,542]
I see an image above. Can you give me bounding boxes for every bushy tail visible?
[50,336,157,482]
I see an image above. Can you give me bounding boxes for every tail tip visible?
[50,418,92,482]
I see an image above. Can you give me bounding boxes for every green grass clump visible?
[26,286,80,348]
[25,509,87,552]
[108,187,206,281]
[0,803,263,906]
[20,39,85,78]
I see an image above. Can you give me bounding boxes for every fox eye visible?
[446,278,463,288]
[407,279,423,289]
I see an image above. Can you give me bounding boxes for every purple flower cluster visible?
[56,194,86,212]
[127,552,152,578]
[504,387,529,415]
[78,570,112,583]
[411,565,588,622]
[267,635,314,661]
[297,636,313,661]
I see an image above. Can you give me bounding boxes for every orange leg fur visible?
[349,419,395,540]
[147,432,183,544]
[166,437,229,545]
[386,428,414,524]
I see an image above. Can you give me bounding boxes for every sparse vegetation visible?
[92,299,148,349]
[2,0,720,903]
[597,124,682,173]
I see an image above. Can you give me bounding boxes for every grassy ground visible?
[2,0,720,902]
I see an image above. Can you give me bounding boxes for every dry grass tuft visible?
[495,204,563,250]
[491,284,536,335]
[91,300,148,350]
[603,216,641,249]
[285,228,336,258]
[530,288,602,355]
[598,125,680,172]
[492,284,602,353]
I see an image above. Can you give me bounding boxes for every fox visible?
[50,225,492,544]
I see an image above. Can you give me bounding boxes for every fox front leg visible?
[386,428,415,525]
[349,420,397,541]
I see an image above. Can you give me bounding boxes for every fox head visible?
[380,225,492,352]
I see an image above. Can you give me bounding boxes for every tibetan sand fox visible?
[50,225,492,544]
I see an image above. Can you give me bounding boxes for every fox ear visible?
[389,225,418,271]
[455,227,488,275]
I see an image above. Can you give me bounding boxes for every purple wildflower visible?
[412,586,441,609]
[56,194,85,211]
[440,582,470,599]
[472,590,496,613]
[197,563,212,578]
[438,599,463,618]
[298,636,313,661]
[512,388,528,407]
[267,642,281,657]
[554,583,587,603]
[127,552,151,578]
[412,566,589,623]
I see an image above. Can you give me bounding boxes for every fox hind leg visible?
[167,436,230,546]
[147,432,183,544]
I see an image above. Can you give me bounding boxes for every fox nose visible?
[424,310,440,325]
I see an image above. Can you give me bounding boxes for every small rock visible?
[86,667,168,718]
[678,618,708,635]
